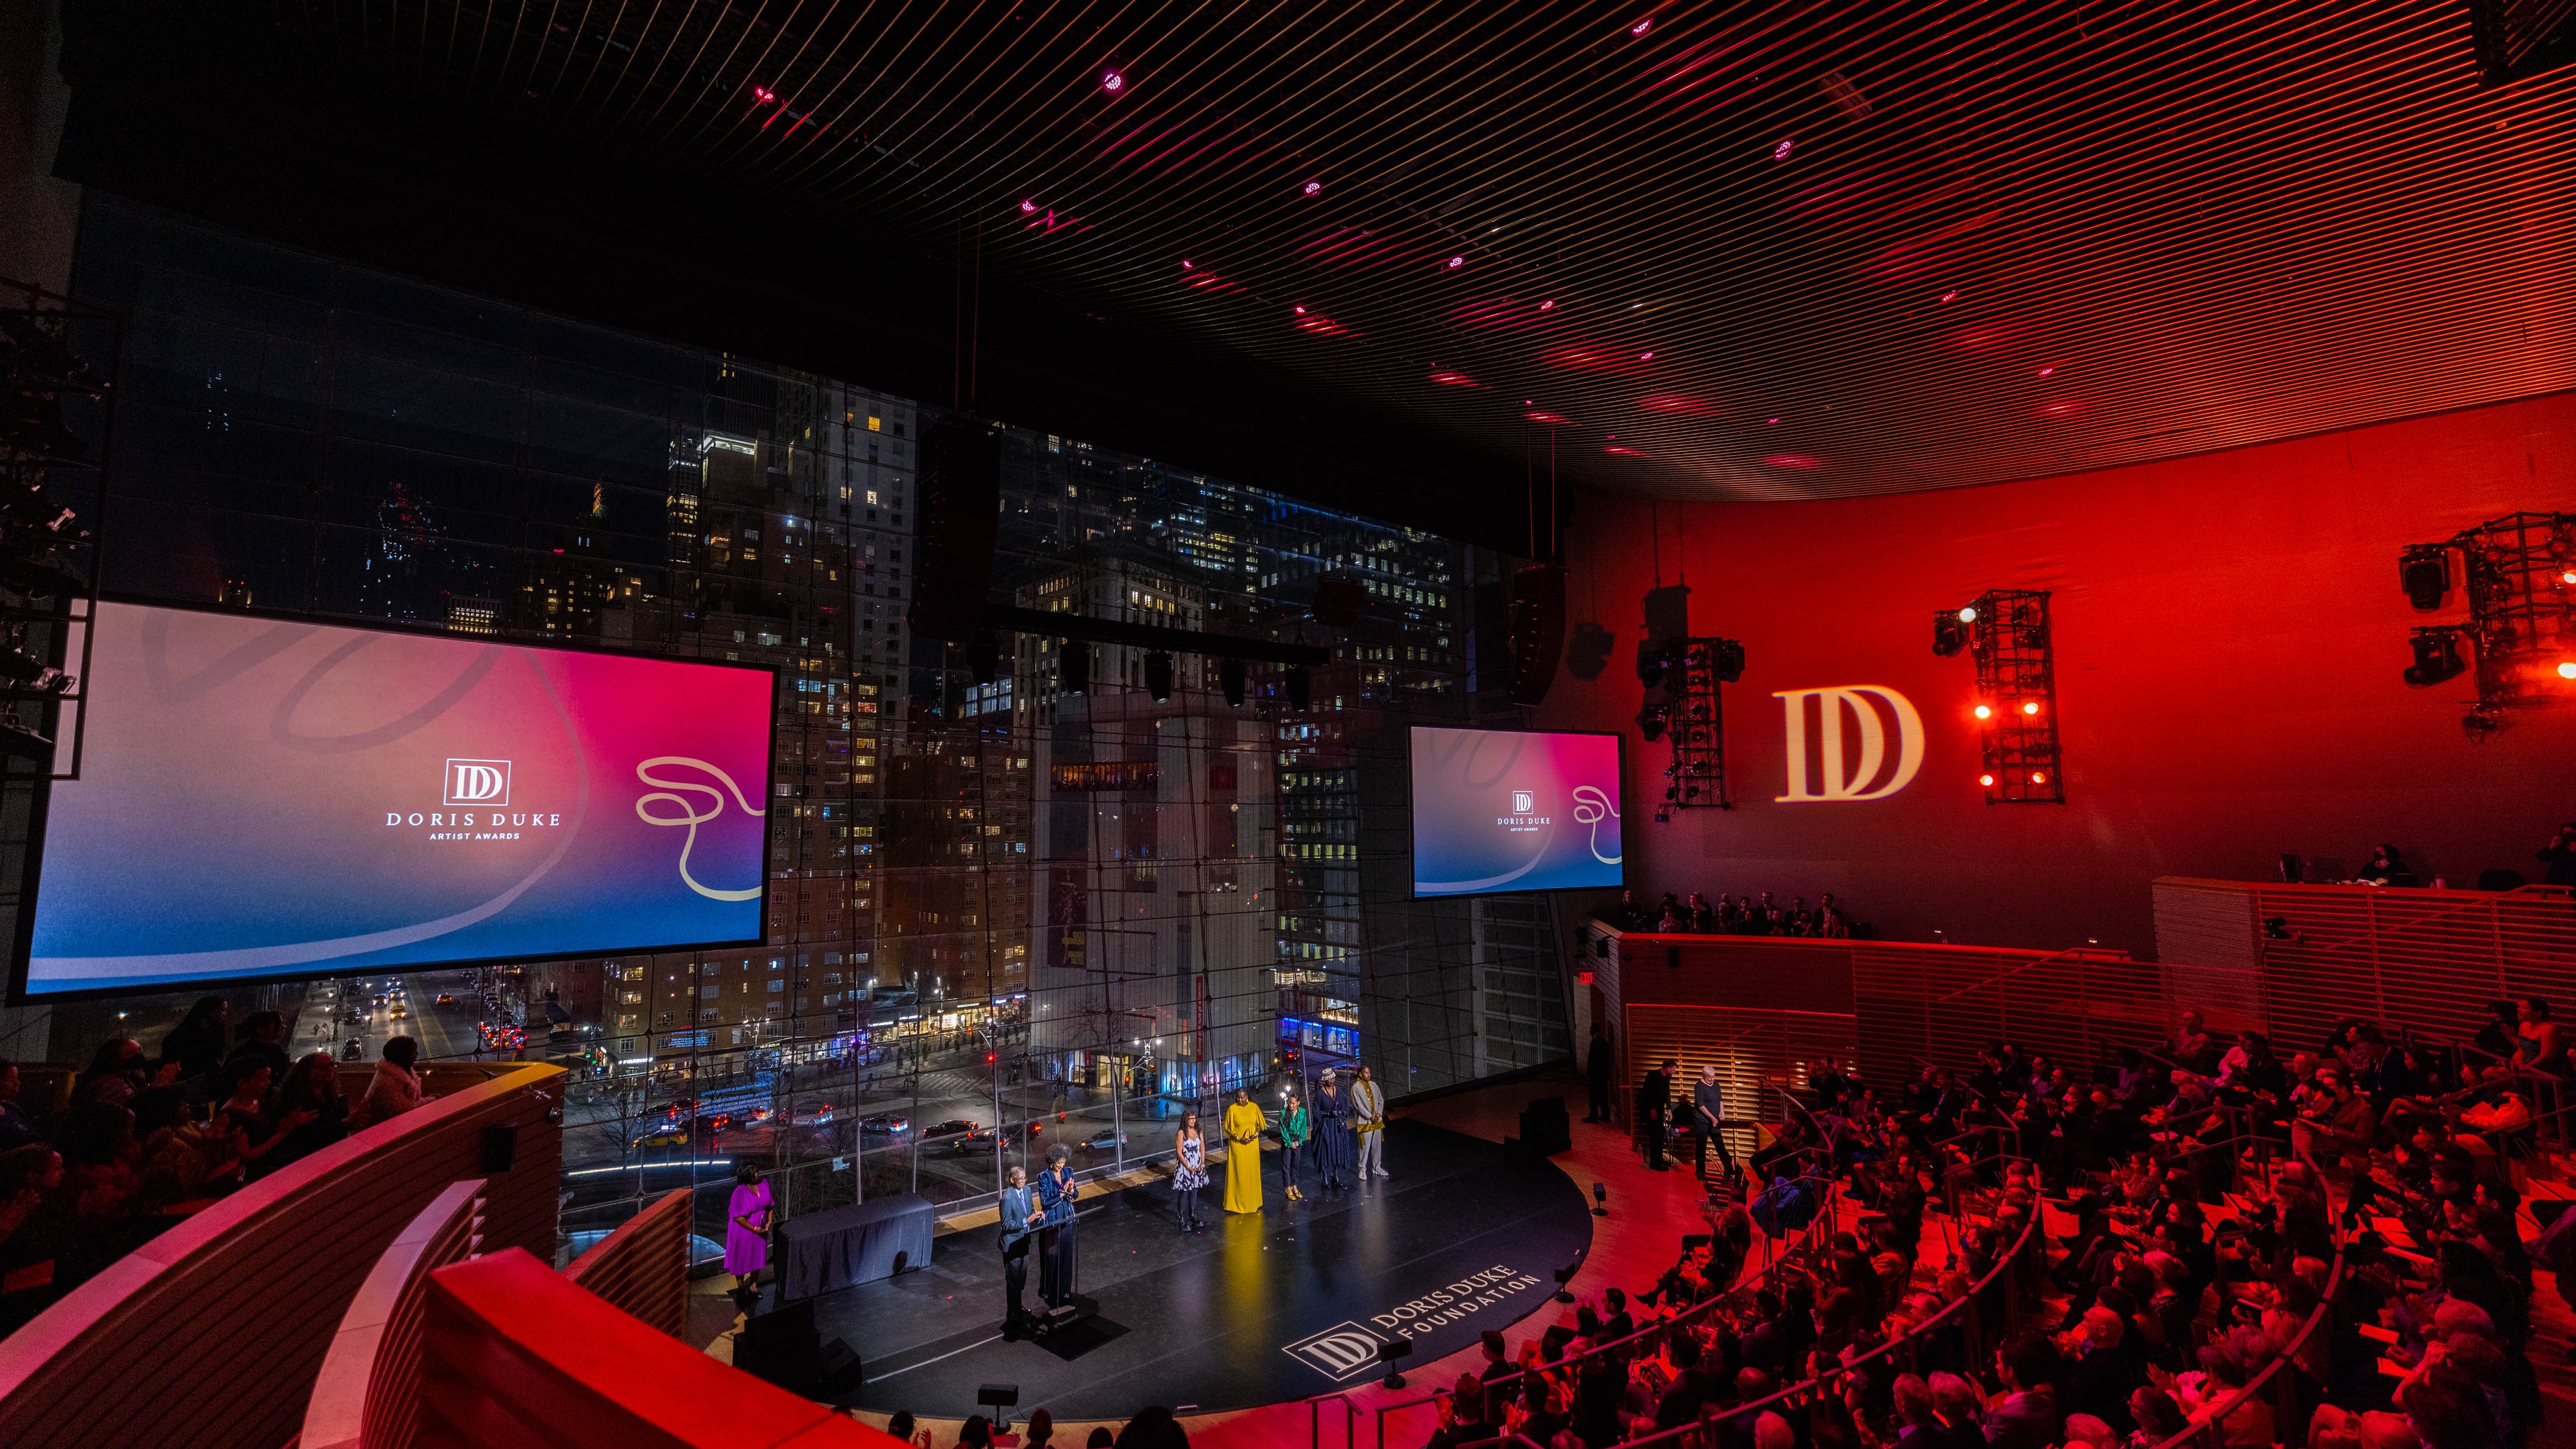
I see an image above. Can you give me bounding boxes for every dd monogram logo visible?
[1772,686,1924,802]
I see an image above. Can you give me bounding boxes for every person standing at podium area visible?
[1035,1144,1079,1310]
[1693,1063,1736,1181]
[1637,1059,1674,1171]
[998,1165,1034,1333]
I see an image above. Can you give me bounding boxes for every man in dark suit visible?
[1585,1022,1613,1122]
[1638,1059,1675,1169]
[998,1165,1035,1334]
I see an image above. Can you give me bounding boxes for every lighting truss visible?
[0,276,113,775]
[1657,635,1739,811]
[2404,511,2576,734]
[1939,590,2061,805]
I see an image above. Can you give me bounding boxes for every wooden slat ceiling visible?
[256,0,2576,500]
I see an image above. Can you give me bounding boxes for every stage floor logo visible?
[1283,1322,1391,1381]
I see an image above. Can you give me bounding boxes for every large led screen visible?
[18,602,775,998]
[1409,727,1623,899]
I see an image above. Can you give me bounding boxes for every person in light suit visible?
[998,1165,1035,1334]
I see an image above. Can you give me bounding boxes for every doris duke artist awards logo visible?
[443,759,511,806]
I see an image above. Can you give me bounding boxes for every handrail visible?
[1369,1169,1845,1448]
[1307,1389,1360,1449]
[2145,1148,2349,1449]
[0,1061,564,1449]
[300,1178,489,1449]
[562,1187,692,1336]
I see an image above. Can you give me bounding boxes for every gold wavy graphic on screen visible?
[635,757,767,902]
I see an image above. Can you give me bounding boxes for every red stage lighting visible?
[1772,138,1795,160]
[1303,180,1322,197]
[1979,773,1996,787]
[1102,69,1126,93]
[1429,370,1477,386]
[1957,606,1978,623]
[2559,661,2576,680]
[2563,570,2576,585]
[1447,256,1466,268]
[2030,771,2047,784]
[2021,701,2040,714]
[1631,16,1654,36]
[1972,704,1992,720]
[1540,299,1555,311]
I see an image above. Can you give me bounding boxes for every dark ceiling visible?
[46,0,2576,539]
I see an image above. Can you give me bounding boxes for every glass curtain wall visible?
[44,195,1570,1262]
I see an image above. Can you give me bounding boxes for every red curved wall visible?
[1537,392,2576,957]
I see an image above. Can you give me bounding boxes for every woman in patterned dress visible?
[1172,1109,1209,1233]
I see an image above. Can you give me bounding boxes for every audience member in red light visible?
[0,1063,34,1152]
[205,1061,317,1190]
[157,996,233,1086]
[261,1052,351,1175]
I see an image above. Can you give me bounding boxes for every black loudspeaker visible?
[906,416,1003,642]
[1515,1095,1571,1157]
[737,1297,865,1397]
[737,1297,819,1392]
[482,1125,517,1174]
[1506,564,1566,706]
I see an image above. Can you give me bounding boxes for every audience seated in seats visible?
[351,1035,426,1130]
[1610,889,1864,938]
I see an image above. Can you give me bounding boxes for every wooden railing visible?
[417,1248,898,1448]
[561,1188,692,1338]
[301,1179,490,1449]
[0,1062,563,1449]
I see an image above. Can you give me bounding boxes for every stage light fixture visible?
[1220,656,1247,706]
[2560,661,2576,680]
[1285,665,1311,711]
[2563,570,2576,586]
[2463,706,2502,736]
[2403,628,2467,687]
[1979,773,1996,787]
[1377,1336,1414,1390]
[1932,614,1968,657]
[1101,68,1126,92]
[2030,771,2046,784]
[2399,546,2450,610]
[1636,645,1668,688]
[2021,701,2040,715]
[1957,606,1978,623]
[1637,704,1667,742]
[1972,703,1992,719]
[1711,639,1746,682]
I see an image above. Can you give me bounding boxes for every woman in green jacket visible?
[1278,1087,1311,1201]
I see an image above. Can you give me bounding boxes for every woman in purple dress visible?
[724,1164,774,1294]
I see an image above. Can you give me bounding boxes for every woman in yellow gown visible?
[1222,1087,1267,1214]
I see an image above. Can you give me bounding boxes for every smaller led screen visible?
[1408,727,1623,898]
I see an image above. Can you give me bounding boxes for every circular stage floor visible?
[822,1120,1593,1419]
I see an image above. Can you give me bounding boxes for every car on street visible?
[859,1112,908,1136]
[632,1124,691,1149]
[1079,1128,1128,1152]
[924,1118,989,1155]
[435,994,457,1006]
[789,1100,835,1126]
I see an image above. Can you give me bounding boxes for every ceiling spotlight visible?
[1638,705,1667,742]
[1958,606,1978,623]
[1447,256,1465,269]
[1539,299,1554,311]
[1979,773,1996,787]
[2030,771,2047,784]
[1766,416,1781,425]
[1102,68,1126,92]
[1939,290,1959,303]
[2021,701,2041,715]
[1019,199,1038,213]
[2561,570,2575,585]
[2559,661,2576,680]
[1933,613,1969,657]
[1972,703,1992,720]
[1293,305,1307,314]
[1772,138,1795,160]
[1631,15,1654,36]
[2036,366,2055,378]
[2399,545,2450,610]
[1303,180,1322,197]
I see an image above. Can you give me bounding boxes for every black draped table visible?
[777,1192,936,1301]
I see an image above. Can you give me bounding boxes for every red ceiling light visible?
[2030,771,2047,784]
[1640,351,1655,361]
[2559,661,2576,680]
[1773,138,1795,160]
[1766,416,1781,425]
[2035,366,2056,378]
[1539,299,1555,311]
[1429,370,1477,386]
[1101,68,1126,93]
[1763,453,1822,469]
[1525,410,1568,424]
[1606,445,1650,456]
[1939,290,1959,303]
[1303,180,1322,197]
[1972,704,1992,719]
[1979,773,1996,787]
[1447,256,1466,268]
[1631,16,1654,36]
[1020,199,1038,213]
[2021,700,2041,714]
